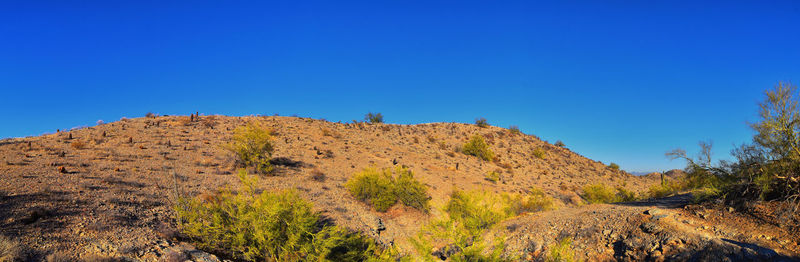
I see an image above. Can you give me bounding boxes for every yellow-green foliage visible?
[546,237,578,262]
[485,171,501,183]
[346,166,429,212]
[175,170,394,261]
[506,187,556,214]
[508,125,521,135]
[582,183,618,204]
[462,135,494,161]
[608,163,620,171]
[412,190,514,262]
[647,180,686,199]
[224,122,274,174]
[615,187,638,202]
[533,148,547,159]
[475,117,489,128]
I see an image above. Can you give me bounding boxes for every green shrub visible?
[615,187,637,202]
[485,171,501,183]
[608,163,620,171]
[475,118,489,128]
[508,125,521,135]
[646,180,686,199]
[462,135,494,161]
[346,166,429,212]
[532,148,547,159]
[175,170,393,261]
[365,112,383,124]
[554,140,565,148]
[506,187,556,214]
[546,237,578,262]
[582,183,618,204]
[412,190,514,261]
[223,122,274,174]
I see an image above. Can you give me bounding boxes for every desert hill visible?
[1,115,797,261]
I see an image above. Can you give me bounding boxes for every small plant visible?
[223,122,274,174]
[462,135,495,161]
[533,148,547,159]
[0,235,22,262]
[615,187,637,202]
[485,171,501,183]
[475,117,489,128]
[346,166,429,212]
[310,169,326,182]
[647,180,687,198]
[145,112,156,118]
[582,183,618,204]
[175,170,394,261]
[608,163,620,171]
[365,112,384,124]
[71,140,86,150]
[546,237,578,262]
[554,140,565,148]
[508,125,521,135]
[506,187,556,214]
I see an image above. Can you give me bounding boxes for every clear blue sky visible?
[2,1,799,173]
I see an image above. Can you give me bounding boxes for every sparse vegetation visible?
[533,147,547,159]
[554,140,565,148]
[608,163,620,171]
[508,125,521,135]
[175,170,396,261]
[310,169,326,182]
[71,140,86,150]
[546,237,578,262]
[582,183,637,203]
[475,117,489,128]
[223,122,274,174]
[365,112,384,124]
[506,187,556,214]
[0,235,22,262]
[462,135,494,161]
[346,166,429,212]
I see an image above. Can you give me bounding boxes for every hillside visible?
[1,115,796,261]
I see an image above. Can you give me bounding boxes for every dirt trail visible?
[496,193,800,261]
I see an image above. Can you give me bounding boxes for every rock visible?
[644,209,661,216]
[187,249,221,262]
[727,207,734,213]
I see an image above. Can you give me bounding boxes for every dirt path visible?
[495,194,800,261]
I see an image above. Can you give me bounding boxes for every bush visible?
[0,235,22,262]
[533,148,547,159]
[554,140,565,148]
[365,112,383,124]
[462,135,494,161]
[71,140,86,150]
[346,166,429,212]
[615,187,637,202]
[508,125,521,135]
[608,163,620,171]
[546,237,577,262]
[475,118,489,128]
[412,190,513,261]
[506,187,556,214]
[175,170,394,261]
[582,183,618,204]
[646,180,686,199]
[223,122,274,174]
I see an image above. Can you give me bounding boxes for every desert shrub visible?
[554,140,565,148]
[533,148,547,159]
[394,168,430,211]
[175,170,394,261]
[506,187,556,214]
[310,169,326,182]
[346,166,429,212]
[0,235,22,262]
[462,135,494,161]
[485,171,500,183]
[145,112,156,118]
[412,190,514,261]
[608,163,620,171]
[71,140,86,150]
[508,125,521,135]
[582,183,618,204]
[223,122,274,174]
[615,187,638,202]
[365,112,383,124]
[475,118,489,128]
[646,180,686,199]
[546,237,577,262]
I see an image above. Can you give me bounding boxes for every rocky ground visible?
[0,115,796,261]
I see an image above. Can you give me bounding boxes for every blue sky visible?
[1,1,799,172]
